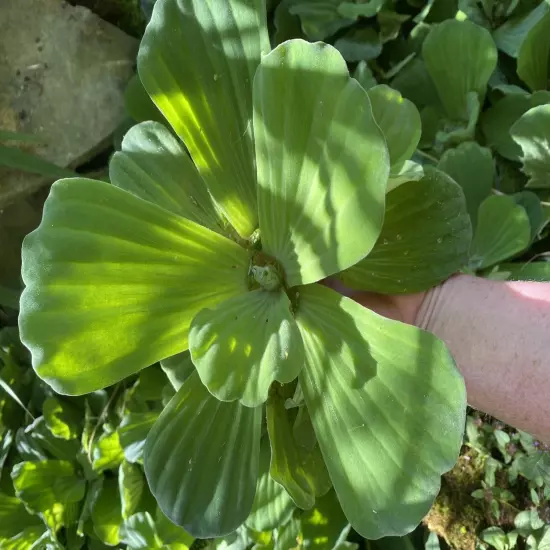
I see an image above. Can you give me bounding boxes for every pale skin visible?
[329,275,550,443]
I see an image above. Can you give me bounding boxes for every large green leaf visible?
[437,142,494,227]
[254,39,389,287]
[160,351,195,391]
[367,85,421,175]
[189,289,304,407]
[423,19,497,120]
[0,492,43,540]
[144,372,262,537]
[11,460,86,532]
[510,105,550,188]
[110,121,223,233]
[517,12,550,91]
[246,440,295,532]
[266,390,331,509]
[481,91,550,161]
[469,195,531,270]
[20,178,249,395]
[295,284,466,538]
[340,167,471,294]
[138,0,270,237]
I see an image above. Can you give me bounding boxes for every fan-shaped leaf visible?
[367,85,421,175]
[517,12,550,91]
[20,178,249,395]
[296,284,466,538]
[510,105,550,188]
[189,289,303,407]
[437,142,494,227]
[423,19,497,120]
[267,390,331,509]
[110,121,223,233]
[254,40,389,287]
[138,0,270,237]
[340,167,471,294]
[246,440,295,532]
[469,195,531,270]
[144,372,262,537]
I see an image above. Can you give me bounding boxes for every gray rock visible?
[0,0,138,207]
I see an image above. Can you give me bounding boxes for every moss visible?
[69,0,146,37]
[424,449,486,550]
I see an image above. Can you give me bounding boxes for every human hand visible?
[322,277,427,325]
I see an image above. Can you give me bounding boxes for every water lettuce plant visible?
[19,0,473,541]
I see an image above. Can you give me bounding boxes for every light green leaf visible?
[300,490,349,550]
[93,431,124,473]
[120,512,164,549]
[20,178,249,395]
[246,440,295,532]
[334,28,382,62]
[492,1,549,57]
[517,12,550,91]
[110,121,223,233]
[513,190,548,239]
[92,478,124,546]
[0,525,46,550]
[481,91,550,161]
[119,460,144,520]
[138,0,270,237]
[423,19,497,120]
[340,167,472,294]
[144,372,262,537]
[499,261,550,281]
[43,396,80,440]
[267,391,331,509]
[367,85,421,175]
[0,145,77,179]
[511,105,550,188]
[11,460,86,532]
[254,40,389,287]
[189,289,303,407]
[0,492,43,540]
[160,351,195,392]
[275,515,301,550]
[119,411,159,464]
[469,195,531,270]
[296,284,466,538]
[437,142,494,228]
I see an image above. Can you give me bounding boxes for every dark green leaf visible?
[144,372,262,537]
[246,440,295,532]
[119,460,145,520]
[119,411,159,464]
[0,145,77,179]
[160,352,195,392]
[340,167,472,294]
[267,391,331,509]
[43,396,80,440]
[469,195,531,269]
[334,28,382,62]
[120,512,163,549]
[517,12,550,91]
[437,142,494,228]
[92,478,124,546]
[296,285,466,538]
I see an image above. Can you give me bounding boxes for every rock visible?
[0,0,138,207]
